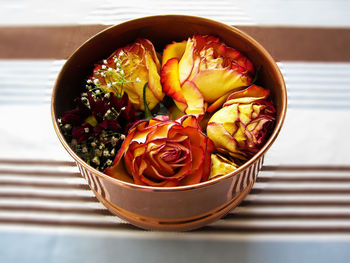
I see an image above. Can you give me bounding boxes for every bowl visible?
[51,15,287,231]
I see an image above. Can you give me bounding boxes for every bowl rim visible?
[51,14,287,193]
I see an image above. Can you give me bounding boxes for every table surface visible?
[1,1,350,263]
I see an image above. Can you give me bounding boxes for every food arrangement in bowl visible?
[52,15,286,231]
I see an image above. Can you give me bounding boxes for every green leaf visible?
[252,66,261,85]
[143,82,153,119]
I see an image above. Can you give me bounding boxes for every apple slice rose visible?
[91,38,164,111]
[161,35,255,116]
[207,85,276,161]
[105,115,215,187]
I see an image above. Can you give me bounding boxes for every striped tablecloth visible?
[1,1,350,262]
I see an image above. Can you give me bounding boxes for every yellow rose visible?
[92,38,164,111]
[207,85,276,160]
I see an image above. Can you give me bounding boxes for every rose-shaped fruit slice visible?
[161,35,255,116]
[105,115,215,187]
[91,38,164,111]
[207,85,276,160]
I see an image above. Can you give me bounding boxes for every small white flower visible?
[112,82,117,85]
[92,156,100,165]
[115,67,120,72]
[103,59,108,64]
[93,78,100,84]
[120,69,124,74]
[87,79,92,83]
[107,83,111,88]
[101,65,107,69]
[116,61,121,67]
[121,107,126,111]
[119,50,124,56]
[107,67,113,72]
[110,148,116,155]
[135,77,141,82]
[120,134,126,140]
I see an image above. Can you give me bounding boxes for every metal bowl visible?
[51,15,287,231]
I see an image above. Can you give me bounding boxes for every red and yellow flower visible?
[92,38,164,111]
[105,115,215,187]
[207,85,276,160]
[161,35,254,116]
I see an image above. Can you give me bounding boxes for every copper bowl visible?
[51,15,287,231]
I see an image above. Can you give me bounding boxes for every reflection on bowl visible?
[51,15,287,231]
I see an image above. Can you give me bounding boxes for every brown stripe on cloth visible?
[239,200,350,207]
[0,169,81,178]
[0,181,90,190]
[226,213,350,220]
[0,205,112,215]
[0,205,111,215]
[0,25,350,61]
[262,165,350,172]
[0,159,76,166]
[250,188,350,195]
[0,193,97,202]
[0,218,138,230]
[196,225,350,233]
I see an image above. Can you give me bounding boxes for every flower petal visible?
[169,125,204,147]
[206,90,233,113]
[224,84,270,105]
[202,138,215,181]
[207,104,239,134]
[136,38,161,71]
[209,153,238,180]
[161,58,187,106]
[162,41,187,66]
[181,81,205,116]
[178,144,204,186]
[192,68,250,103]
[178,38,195,84]
[145,51,164,102]
[207,122,248,160]
[177,115,201,130]
[103,158,134,184]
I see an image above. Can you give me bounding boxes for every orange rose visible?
[161,35,254,116]
[105,115,215,187]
